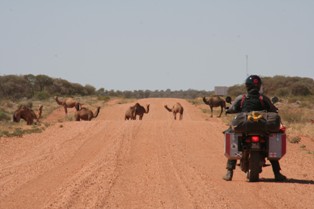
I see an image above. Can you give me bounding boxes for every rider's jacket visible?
[227,89,278,113]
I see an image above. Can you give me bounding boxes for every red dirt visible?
[0,98,313,209]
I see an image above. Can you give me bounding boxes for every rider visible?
[223,75,287,182]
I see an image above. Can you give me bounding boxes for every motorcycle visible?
[224,111,286,182]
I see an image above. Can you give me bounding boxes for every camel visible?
[164,103,184,120]
[54,96,80,114]
[202,95,226,117]
[134,103,150,120]
[125,105,137,120]
[74,103,100,121]
[13,104,43,125]
[125,103,150,120]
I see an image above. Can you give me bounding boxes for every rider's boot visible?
[274,171,287,182]
[270,160,287,182]
[223,169,233,181]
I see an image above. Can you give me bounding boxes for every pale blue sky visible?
[1,0,313,91]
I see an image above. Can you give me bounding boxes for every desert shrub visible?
[227,85,245,97]
[0,109,10,121]
[289,136,301,144]
[291,83,312,96]
[35,91,50,100]
[97,95,110,102]
[18,101,33,109]
[11,128,24,137]
[275,88,290,97]
[280,107,303,123]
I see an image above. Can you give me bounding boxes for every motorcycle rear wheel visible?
[248,151,262,182]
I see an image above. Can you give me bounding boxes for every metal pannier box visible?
[268,133,286,160]
[224,132,242,159]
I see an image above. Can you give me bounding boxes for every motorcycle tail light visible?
[251,136,260,142]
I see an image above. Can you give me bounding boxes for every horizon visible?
[2,73,313,92]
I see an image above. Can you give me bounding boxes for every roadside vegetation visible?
[0,74,313,145]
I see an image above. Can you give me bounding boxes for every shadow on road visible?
[260,178,314,185]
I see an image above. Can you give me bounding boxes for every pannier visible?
[224,131,286,160]
[268,133,286,160]
[224,131,242,159]
[231,111,281,133]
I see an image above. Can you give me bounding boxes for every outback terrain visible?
[0,98,313,209]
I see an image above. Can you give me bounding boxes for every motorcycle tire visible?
[248,151,262,182]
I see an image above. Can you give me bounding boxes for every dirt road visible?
[0,98,313,209]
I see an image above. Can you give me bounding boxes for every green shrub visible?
[35,91,50,100]
[289,136,301,144]
[0,110,11,121]
[97,95,110,102]
[291,83,312,96]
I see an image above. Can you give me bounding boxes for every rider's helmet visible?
[245,75,262,91]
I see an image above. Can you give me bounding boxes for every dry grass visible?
[190,97,314,141]
[0,96,111,138]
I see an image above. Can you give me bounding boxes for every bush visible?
[291,84,312,96]
[280,107,303,123]
[97,96,110,102]
[289,136,301,144]
[35,91,50,100]
[0,110,10,121]
[276,88,290,97]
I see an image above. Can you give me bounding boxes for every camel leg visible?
[173,113,176,120]
[64,106,68,114]
[180,114,183,120]
[218,106,223,117]
[210,107,213,117]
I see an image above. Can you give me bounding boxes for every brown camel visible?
[74,103,100,121]
[202,96,226,117]
[125,105,137,120]
[164,103,184,120]
[125,103,150,120]
[134,103,150,120]
[13,104,43,125]
[54,96,80,114]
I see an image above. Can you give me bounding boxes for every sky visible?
[0,0,313,91]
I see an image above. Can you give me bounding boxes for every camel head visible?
[13,111,21,122]
[145,104,150,113]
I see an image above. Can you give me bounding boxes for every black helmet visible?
[245,75,262,91]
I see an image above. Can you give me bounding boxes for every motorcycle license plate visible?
[251,143,260,149]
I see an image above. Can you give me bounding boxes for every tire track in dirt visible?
[0,122,95,199]
[44,122,143,209]
[0,98,313,209]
